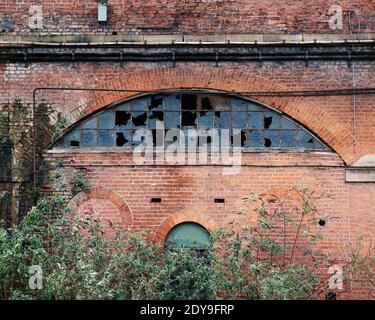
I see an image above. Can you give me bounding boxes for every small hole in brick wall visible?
[319,219,326,227]
[151,198,162,203]
[214,198,225,204]
[325,292,337,300]
[70,140,80,147]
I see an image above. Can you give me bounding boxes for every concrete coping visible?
[346,155,375,183]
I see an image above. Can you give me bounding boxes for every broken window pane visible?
[182,111,197,127]
[281,130,297,148]
[198,112,213,128]
[116,130,131,147]
[148,111,164,129]
[66,129,81,147]
[298,130,315,148]
[248,112,263,129]
[55,92,329,152]
[248,130,263,148]
[200,97,213,110]
[232,112,246,128]
[264,112,281,129]
[165,111,180,129]
[149,95,164,111]
[181,94,197,110]
[98,130,114,147]
[264,130,280,148]
[98,112,113,129]
[115,111,131,128]
[214,112,229,128]
[232,129,247,148]
[132,112,147,128]
[165,94,181,110]
[81,130,96,147]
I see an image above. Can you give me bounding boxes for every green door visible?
[165,222,212,249]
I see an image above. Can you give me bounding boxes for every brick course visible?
[0,1,374,299]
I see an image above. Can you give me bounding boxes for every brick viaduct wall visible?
[0,1,374,299]
[0,1,375,36]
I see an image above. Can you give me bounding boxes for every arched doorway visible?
[165,222,212,250]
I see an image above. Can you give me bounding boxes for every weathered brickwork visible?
[0,0,375,35]
[0,1,374,299]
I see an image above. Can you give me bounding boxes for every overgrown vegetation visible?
[0,189,373,300]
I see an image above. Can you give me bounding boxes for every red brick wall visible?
[1,2,375,300]
[0,60,374,298]
[45,150,374,299]
[0,0,374,35]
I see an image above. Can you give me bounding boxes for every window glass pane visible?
[248,112,263,129]
[149,95,164,111]
[281,130,297,148]
[98,130,114,147]
[264,112,281,129]
[115,111,131,128]
[314,139,326,149]
[214,112,229,128]
[165,111,180,129]
[264,130,280,148]
[232,129,247,147]
[298,130,315,148]
[220,129,230,148]
[232,112,247,128]
[165,94,181,110]
[181,129,198,149]
[66,129,81,147]
[247,102,267,112]
[231,98,247,111]
[82,118,97,129]
[148,111,164,129]
[198,112,213,129]
[131,98,148,111]
[115,102,131,111]
[281,117,297,129]
[132,129,143,146]
[98,112,113,129]
[247,130,263,148]
[81,130,96,147]
[132,111,148,128]
[166,222,211,249]
[115,130,131,147]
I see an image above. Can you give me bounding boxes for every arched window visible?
[53,91,329,151]
[165,222,212,250]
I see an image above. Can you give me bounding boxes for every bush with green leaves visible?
[0,189,373,300]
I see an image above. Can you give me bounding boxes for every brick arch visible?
[153,212,218,243]
[70,66,356,164]
[67,187,132,225]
